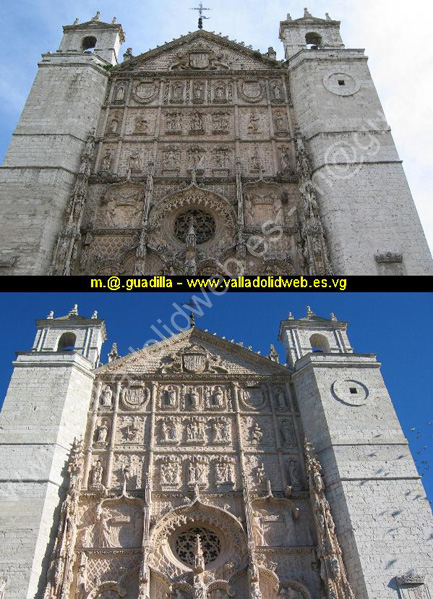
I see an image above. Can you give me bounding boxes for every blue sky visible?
[0,292,432,503]
[1,0,433,253]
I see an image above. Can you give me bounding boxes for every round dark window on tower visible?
[175,527,221,567]
[82,36,97,52]
[174,209,216,245]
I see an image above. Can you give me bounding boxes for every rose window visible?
[174,209,216,245]
[175,527,221,566]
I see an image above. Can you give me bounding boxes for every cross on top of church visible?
[191,2,211,29]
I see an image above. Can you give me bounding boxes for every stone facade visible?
[0,306,432,599]
[0,11,431,275]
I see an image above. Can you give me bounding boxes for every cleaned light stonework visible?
[0,11,431,275]
[0,306,431,599]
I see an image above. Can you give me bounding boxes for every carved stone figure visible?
[189,388,200,410]
[287,459,301,488]
[95,421,109,444]
[274,111,288,133]
[271,80,284,102]
[188,459,206,485]
[91,460,104,486]
[280,419,294,446]
[276,388,286,409]
[135,116,149,133]
[253,511,265,545]
[166,111,182,133]
[115,82,126,102]
[248,112,260,134]
[101,150,112,172]
[250,422,263,443]
[161,460,179,485]
[94,505,113,547]
[216,460,234,485]
[129,151,142,173]
[101,385,113,407]
[211,386,224,408]
[172,82,184,102]
[295,137,312,180]
[212,420,224,442]
[190,112,204,132]
[187,419,204,442]
[212,111,229,133]
[165,386,177,407]
[108,113,120,135]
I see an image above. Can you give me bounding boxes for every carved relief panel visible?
[96,183,145,229]
[243,182,284,227]
[115,415,146,446]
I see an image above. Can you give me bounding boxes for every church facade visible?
[0,10,432,275]
[0,306,432,599]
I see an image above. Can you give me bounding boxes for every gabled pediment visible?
[96,328,289,377]
[115,30,282,73]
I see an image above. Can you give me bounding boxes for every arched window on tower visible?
[305,32,322,49]
[82,36,97,53]
[57,332,77,352]
[309,333,330,353]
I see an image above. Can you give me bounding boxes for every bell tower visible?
[279,9,433,275]
[279,308,433,598]
[0,14,125,275]
[0,306,106,599]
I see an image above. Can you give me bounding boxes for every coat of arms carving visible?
[121,385,150,410]
[159,343,228,374]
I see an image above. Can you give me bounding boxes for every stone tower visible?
[0,14,125,275]
[0,9,432,275]
[0,306,432,599]
[0,307,106,599]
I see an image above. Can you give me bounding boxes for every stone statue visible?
[212,421,224,442]
[115,82,126,102]
[253,511,265,545]
[95,421,109,444]
[100,385,113,407]
[101,151,112,172]
[248,112,260,134]
[250,422,263,443]
[212,386,224,407]
[94,505,113,547]
[91,460,104,486]
[280,420,294,446]
[165,386,176,407]
[287,459,301,487]
[276,389,286,409]
[129,151,141,173]
[108,114,119,134]
[189,388,200,409]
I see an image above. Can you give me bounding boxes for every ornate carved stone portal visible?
[42,327,358,599]
[54,30,333,275]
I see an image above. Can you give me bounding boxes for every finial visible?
[123,47,133,61]
[304,7,313,18]
[268,344,279,363]
[91,11,101,22]
[330,312,337,321]
[288,312,294,320]
[108,342,119,362]
[47,311,54,319]
[287,13,292,20]
[306,306,313,317]
[191,2,211,29]
[73,18,79,25]
[186,217,197,248]
[69,304,78,316]
[325,12,331,20]
[266,479,273,496]
[92,310,98,319]
[111,17,117,24]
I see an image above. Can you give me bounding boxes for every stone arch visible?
[87,582,127,599]
[56,332,76,351]
[278,580,312,598]
[305,32,322,49]
[149,497,248,577]
[309,333,330,353]
[147,184,236,252]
